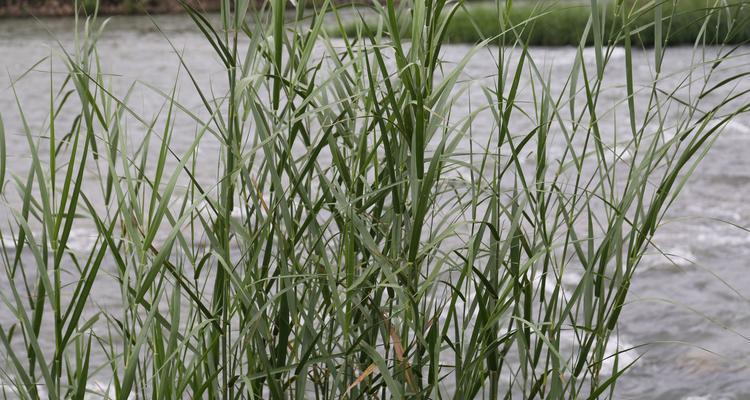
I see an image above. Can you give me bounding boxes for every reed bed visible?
[0,0,748,399]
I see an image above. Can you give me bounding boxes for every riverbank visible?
[334,0,750,46]
[0,0,221,17]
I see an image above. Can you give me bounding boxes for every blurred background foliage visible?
[4,0,749,49]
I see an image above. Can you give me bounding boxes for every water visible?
[1,15,750,399]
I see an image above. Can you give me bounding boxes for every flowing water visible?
[1,14,750,399]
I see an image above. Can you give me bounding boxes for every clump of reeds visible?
[0,0,748,398]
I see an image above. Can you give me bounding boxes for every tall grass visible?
[0,0,748,398]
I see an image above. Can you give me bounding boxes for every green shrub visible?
[336,0,750,46]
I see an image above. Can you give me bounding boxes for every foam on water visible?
[601,335,639,376]
[66,227,100,254]
[726,120,750,134]
[642,245,698,269]
[0,237,15,251]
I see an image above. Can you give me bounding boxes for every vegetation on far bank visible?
[0,0,220,17]
[334,0,750,46]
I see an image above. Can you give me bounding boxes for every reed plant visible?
[0,0,748,398]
